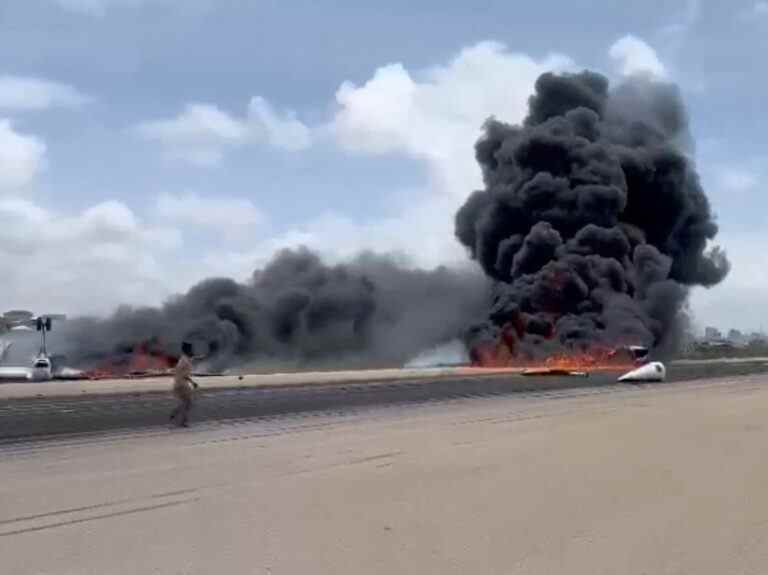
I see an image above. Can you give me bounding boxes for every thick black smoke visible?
[60,248,489,370]
[455,70,729,358]
[59,70,727,369]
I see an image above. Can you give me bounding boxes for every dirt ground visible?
[2,375,767,574]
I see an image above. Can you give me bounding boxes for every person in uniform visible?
[170,341,198,427]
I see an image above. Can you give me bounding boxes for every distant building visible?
[748,332,768,345]
[700,339,734,348]
[726,329,747,347]
[704,327,722,341]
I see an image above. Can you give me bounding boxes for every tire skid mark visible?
[0,497,199,538]
[348,451,402,465]
[0,487,200,527]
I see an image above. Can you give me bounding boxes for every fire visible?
[470,335,640,372]
[534,348,637,371]
[83,342,178,380]
[467,311,650,372]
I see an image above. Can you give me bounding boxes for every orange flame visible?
[470,326,640,372]
[84,342,178,380]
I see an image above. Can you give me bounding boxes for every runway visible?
[2,372,768,574]
[1,359,767,443]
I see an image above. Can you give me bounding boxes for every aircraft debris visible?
[521,367,589,377]
[617,362,666,383]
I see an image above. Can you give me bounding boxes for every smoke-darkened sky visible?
[0,0,765,332]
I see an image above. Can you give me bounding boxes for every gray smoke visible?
[455,70,729,360]
[61,247,490,370]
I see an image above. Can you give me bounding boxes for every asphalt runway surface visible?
[2,360,767,444]
[4,372,768,573]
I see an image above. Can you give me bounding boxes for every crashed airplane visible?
[0,311,82,382]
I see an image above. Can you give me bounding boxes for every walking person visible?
[170,341,198,427]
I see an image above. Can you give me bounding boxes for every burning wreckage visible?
[456,70,728,378]
[50,69,726,384]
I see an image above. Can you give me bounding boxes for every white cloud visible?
[201,193,467,281]
[134,98,311,165]
[690,231,768,331]
[248,97,311,151]
[64,41,570,311]
[133,103,248,167]
[333,41,573,200]
[136,104,246,142]
[0,119,46,193]
[0,197,183,315]
[0,76,90,111]
[156,192,264,233]
[203,42,574,279]
[608,35,668,79]
[8,36,735,329]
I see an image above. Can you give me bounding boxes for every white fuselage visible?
[29,355,53,381]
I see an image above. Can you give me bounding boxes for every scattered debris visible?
[617,362,666,383]
[521,367,589,377]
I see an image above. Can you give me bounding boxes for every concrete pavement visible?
[3,361,768,443]
[2,374,768,574]
[0,366,520,400]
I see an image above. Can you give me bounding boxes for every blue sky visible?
[0,0,766,333]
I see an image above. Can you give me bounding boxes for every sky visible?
[0,0,766,334]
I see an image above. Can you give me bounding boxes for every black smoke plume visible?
[60,248,489,371]
[59,70,727,370]
[455,70,729,359]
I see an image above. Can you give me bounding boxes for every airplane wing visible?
[2,310,34,323]
[2,312,66,331]
[0,367,32,381]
